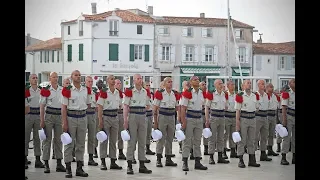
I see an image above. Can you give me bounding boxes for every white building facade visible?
[252,41,295,91]
[61,8,155,89]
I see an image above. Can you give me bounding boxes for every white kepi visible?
[275,124,288,138]
[152,129,163,141]
[38,128,46,141]
[202,128,212,138]
[175,129,186,141]
[61,132,72,145]
[175,123,182,130]
[121,130,130,141]
[96,131,108,142]
[232,132,241,143]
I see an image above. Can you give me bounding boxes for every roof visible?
[25,38,62,52]
[253,41,295,55]
[62,9,253,28]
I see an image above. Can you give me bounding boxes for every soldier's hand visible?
[205,121,210,128]
[123,120,129,130]
[40,120,45,129]
[153,122,158,129]
[62,123,68,133]
[236,123,240,132]
[99,121,104,130]
[282,121,287,127]
[182,122,187,130]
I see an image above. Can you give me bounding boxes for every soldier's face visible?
[258,81,265,90]
[63,80,70,87]
[115,80,122,89]
[243,80,251,90]
[29,74,38,85]
[108,76,115,86]
[227,82,235,91]
[190,76,200,87]
[71,71,81,83]
[97,81,103,89]
[145,83,151,90]
[134,75,143,86]
[49,73,58,84]
[86,78,93,87]
[267,85,274,93]
[165,79,172,89]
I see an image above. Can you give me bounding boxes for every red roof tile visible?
[25,38,62,51]
[253,41,295,55]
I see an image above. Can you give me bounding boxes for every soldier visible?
[115,79,126,160]
[61,70,91,178]
[235,80,260,168]
[123,74,152,174]
[40,72,66,173]
[266,83,280,156]
[280,79,295,165]
[254,80,272,161]
[85,76,99,166]
[94,80,104,158]
[276,86,289,153]
[224,80,238,158]
[144,81,156,156]
[25,74,45,169]
[205,79,230,164]
[97,75,123,170]
[180,76,208,171]
[199,81,209,156]
[25,95,30,180]
[153,77,179,167]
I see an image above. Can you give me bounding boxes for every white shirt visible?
[153,89,179,108]
[61,84,91,110]
[226,91,236,112]
[28,86,40,108]
[123,87,151,107]
[281,88,295,110]
[39,85,63,108]
[235,91,259,112]
[180,88,204,111]
[97,88,121,110]
[257,91,268,111]
[268,93,279,110]
[205,91,227,110]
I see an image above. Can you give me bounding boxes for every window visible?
[67,45,72,61]
[182,27,193,37]
[159,27,169,35]
[57,51,59,62]
[68,26,70,35]
[109,20,119,36]
[79,20,84,36]
[205,47,214,62]
[238,47,246,63]
[40,51,42,63]
[280,79,289,88]
[161,45,170,61]
[25,72,30,83]
[109,43,119,61]
[79,44,83,61]
[235,29,244,40]
[145,76,151,83]
[187,27,192,36]
[58,76,62,85]
[134,45,143,60]
[81,76,85,83]
[52,51,54,62]
[292,57,295,68]
[202,28,212,37]
[137,25,143,34]
[280,57,285,69]
[267,59,271,64]
[185,46,194,61]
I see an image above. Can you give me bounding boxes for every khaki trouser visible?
[100,115,119,159]
[86,112,97,154]
[94,113,99,149]
[202,114,208,146]
[146,114,153,145]
[182,117,203,158]
[42,114,63,160]
[25,114,42,156]
[64,115,87,163]
[237,117,256,155]
[208,116,225,154]
[126,113,147,161]
[267,115,276,146]
[224,116,236,148]
[255,116,268,151]
[282,115,295,154]
[117,113,124,150]
[156,114,175,155]
[276,111,283,144]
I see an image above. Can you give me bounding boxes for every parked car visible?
[39,81,50,87]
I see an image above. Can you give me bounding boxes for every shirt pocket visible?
[68,95,78,105]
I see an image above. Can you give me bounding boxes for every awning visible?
[233,68,250,74]
[181,67,221,74]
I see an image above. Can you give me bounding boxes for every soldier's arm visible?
[123,96,130,123]
[281,95,289,126]
[97,97,105,127]
[235,102,242,131]
[61,97,69,128]
[153,99,160,125]
[179,97,189,125]
[39,95,47,122]
[176,105,180,123]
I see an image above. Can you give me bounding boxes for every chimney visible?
[148,6,153,15]
[27,33,31,46]
[200,13,205,18]
[91,2,97,15]
[257,33,263,43]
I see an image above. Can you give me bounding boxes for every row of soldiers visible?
[25,71,295,178]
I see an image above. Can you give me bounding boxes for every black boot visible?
[244,146,248,154]
[35,156,45,168]
[44,160,50,173]
[138,160,152,174]
[144,157,151,163]
[289,142,291,152]
[194,157,207,170]
[238,155,246,168]
[146,144,155,155]
[209,154,215,164]
[248,154,260,167]
[76,161,89,177]
[156,154,163,167]
[118,149,126,160]
[165,155,177,166]
[52,151,55,159]
[222,148,228,159]
[100,158,107,170]
[127,160,134,174]
[132,155,137,164]
[190,149,195,160]
[93,148,98,158]
[292,153,295,164]
[179,142,182,154]
[260,151,272,161]
[226,148,231,151]
[88,154,98,166]
[267,146,279,156]
[230,148,238,158]
[218,152,230,164]
[110,158,122,169]
[204,145,209,155]
[257,141,260,150]
[280,153,289,165]
[56,159,66,172]
[65,162,72,178]
[25,156,30,168]
[276,143,281,152]
[182,157,189,171]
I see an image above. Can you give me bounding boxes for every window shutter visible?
[182,27,188,36]
[109,43,119,61]
[201,46,206,62]
[144,45,149,62]
[256,55,262,71]
[52,50,54,62]
[245,47,250,63]
[158,45,162,60]
[278,57,281,70]
[236,47,240,63]
[159,28,164,35]
[214,45,218,63]
[57,51,59,62]
[79,44,83,61]
[202,28,207,37]
[129,44,134,61]
[285,56,291,70]
[170,45,175,62]
[194,46,198,62]
[67,45,72,61]
[182,45,186,61]
[40,51,42,63]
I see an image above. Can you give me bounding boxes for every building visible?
[25,33,43,47]
[252,40,295,91]
[60,3,155,89]
[152,8,255,91]
[25,38,63,84]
